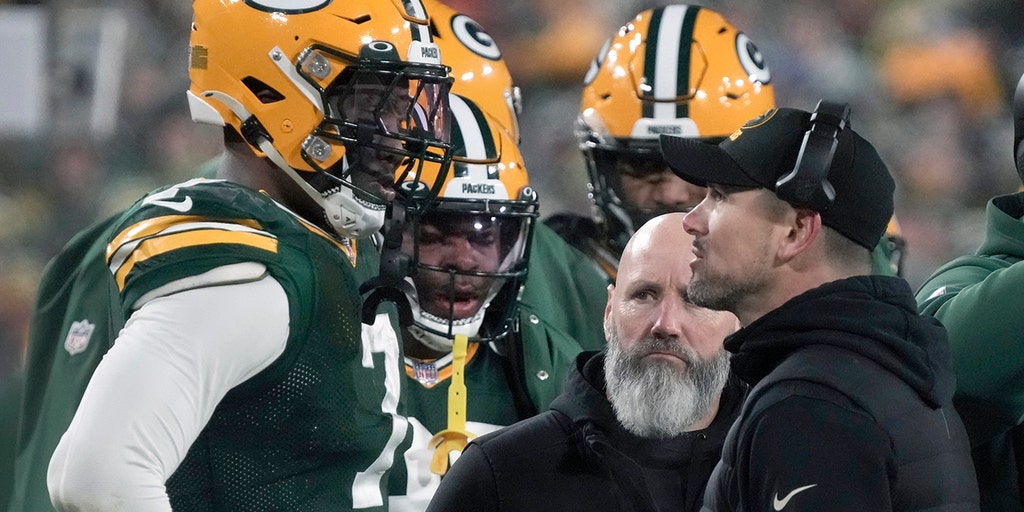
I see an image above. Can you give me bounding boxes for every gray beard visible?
[688,263,768,314]
[604,331,730,439]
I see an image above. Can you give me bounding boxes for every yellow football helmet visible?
[577,5,775,251]
[187,0,454,238]
[424,0,522,143]
[399,93,537,349]
[873,215,907,277]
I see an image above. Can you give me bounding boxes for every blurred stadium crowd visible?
[0,0,1022,385]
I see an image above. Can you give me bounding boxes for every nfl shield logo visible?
[413,361,439,386]
[64,319,95,355]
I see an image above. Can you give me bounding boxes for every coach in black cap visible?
[659,103,979,511]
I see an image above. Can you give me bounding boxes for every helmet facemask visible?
[187,0,455,240]
[402,198,536,351]
[296,43,454,236]
[581,132,708,254]
[397,93,536,350]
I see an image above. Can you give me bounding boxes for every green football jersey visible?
[13,178,408,512]
[389,344,517,510]
[387,223,612,511]
[10,214,123,512]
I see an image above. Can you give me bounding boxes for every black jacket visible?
[702,275,979,511]
[426,351,746,512]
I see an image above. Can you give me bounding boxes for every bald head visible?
[617,212,694,288]
[604,212,737,435]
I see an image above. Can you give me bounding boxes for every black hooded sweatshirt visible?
[701,275,979,512]
[426,351,746,512]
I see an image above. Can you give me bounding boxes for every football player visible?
[14,1,453,510]
[546,5,904,279]
[385,3,610,509]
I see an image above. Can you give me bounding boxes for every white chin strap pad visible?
[402,277,486,353]
[322,187,385,239]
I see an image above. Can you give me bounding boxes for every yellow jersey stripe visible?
[113,229,278,290]
[108,219,275,275]
[107,215,263,262]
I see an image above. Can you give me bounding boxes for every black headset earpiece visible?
[775,100,851,210]
[1012,72,1024,182]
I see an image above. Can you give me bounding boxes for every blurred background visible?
[0,0,1022,385]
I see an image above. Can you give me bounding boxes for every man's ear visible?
[604,284,614,322]
[603,284,615,341]
[778,207,822,262]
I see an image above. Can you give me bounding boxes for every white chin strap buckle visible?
[322,187,385,238]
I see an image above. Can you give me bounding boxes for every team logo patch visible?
[64,319,95,356]
[413,361,439,385]
[736,32,771,84]
[731,107,778,141]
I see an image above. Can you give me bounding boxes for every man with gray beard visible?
[426,212,744,512]
[604,322,731,440]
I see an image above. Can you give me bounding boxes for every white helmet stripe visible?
[450,95,488,161]
[401,0,431,43]
[652,5,690,120]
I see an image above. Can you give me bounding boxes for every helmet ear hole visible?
[241,77,285,104]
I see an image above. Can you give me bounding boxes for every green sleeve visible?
[916,256,1024,422]
[517,222,611,409]
[519,223,609,350]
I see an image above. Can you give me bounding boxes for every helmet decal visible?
[399,0,428,19]
[449,95,497,163]
[401,0,441,64]
[244,0,331,14]
[736,32,771,84]
[445,96,506,199]
[427,0,520,141]
[450,14,501,61]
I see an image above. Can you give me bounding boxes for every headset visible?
[775,100,851,210]
[1013,72,1024,181]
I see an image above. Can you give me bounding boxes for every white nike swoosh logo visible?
[145,196,193,212]
[773,484,817,511]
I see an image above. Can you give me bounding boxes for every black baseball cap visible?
[659,106,894,250]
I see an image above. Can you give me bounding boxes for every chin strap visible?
[427,334,475,475]
[360,201,414,327]
[199,89,384,239]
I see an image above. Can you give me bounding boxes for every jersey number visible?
[352,313,407,509]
